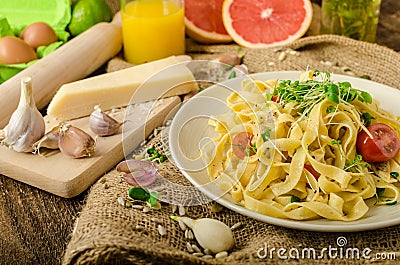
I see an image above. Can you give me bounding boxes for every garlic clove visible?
[116,159,157,174]
[32,125,60,155]
[175,217,235,254]
[122,171,157,187]
[89,105,123,136]
[58,123,96,158]
[3,77,45,152]
[213,53,242,66]
[117,159,159,187]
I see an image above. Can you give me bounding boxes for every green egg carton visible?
[0,0,71,84]
[0,0,71,38]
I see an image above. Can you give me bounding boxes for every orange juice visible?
[121,0,185,64]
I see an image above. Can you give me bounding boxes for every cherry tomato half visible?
[356,123,400,163]
[232,132,256,159]
[304,164,320,180]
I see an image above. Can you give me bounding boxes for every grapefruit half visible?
[185,0,233,44]
[222,0,313,48]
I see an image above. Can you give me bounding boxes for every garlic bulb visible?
[2,77,45,152]
[174,217,235,253]
[89,105,122,136]
[58,123,95,158]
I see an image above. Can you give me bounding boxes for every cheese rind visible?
[47,56,197,120]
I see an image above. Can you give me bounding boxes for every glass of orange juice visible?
[120,0,185,64]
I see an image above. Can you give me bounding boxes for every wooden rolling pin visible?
[0,13,123,128]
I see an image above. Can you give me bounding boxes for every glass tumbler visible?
[120,0,185,64]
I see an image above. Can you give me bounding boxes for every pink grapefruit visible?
[185,0,233,44]
[222,0,313,48]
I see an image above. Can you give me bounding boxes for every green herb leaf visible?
[128,187,150,201]
[390,172,399,179]
[361,112,375,127]
[376,187,385,197]
[228,70,236,79]
[148,191,159,207]
[359,91,372,104]
[328,92,340,104]
[158,155,167,163]
[290,195,301,203]
[261,128,271,142]
[326,105,336,113]
[147,148,159,156]
[360,75,371,80]
[224,65,234,71]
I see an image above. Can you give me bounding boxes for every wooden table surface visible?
[0,1,399,265]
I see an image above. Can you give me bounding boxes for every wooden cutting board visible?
[0,96,181,198]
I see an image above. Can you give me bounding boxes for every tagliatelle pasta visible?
[200,71,400,221]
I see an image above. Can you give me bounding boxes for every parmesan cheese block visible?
[47,55,198,120]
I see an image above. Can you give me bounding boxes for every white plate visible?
[169,71,400,232]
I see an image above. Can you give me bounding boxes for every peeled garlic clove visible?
[58,123,95,158]
[3,77,45,152]
[89,105,122,136]
[176,217,235,254]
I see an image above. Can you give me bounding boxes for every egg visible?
[0,36,37,65]
[21,22,58,50]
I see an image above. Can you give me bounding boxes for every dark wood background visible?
[0,1,399,265]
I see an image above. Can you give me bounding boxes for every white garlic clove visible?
[58,123,96,158]
[177,217,235,254]
[3,77,45,152]
[89,105,122,136]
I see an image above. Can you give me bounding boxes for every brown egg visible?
[0,36,37,65]
[21,22,58,49]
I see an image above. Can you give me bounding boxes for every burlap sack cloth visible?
[62,35,400,265]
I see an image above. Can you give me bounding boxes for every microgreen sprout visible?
[273,70,373,115]
[261,128,271,142]
[244,142,257,156]
[361,112,375,127]
[145,148,168,163]
[344,154,370,173]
